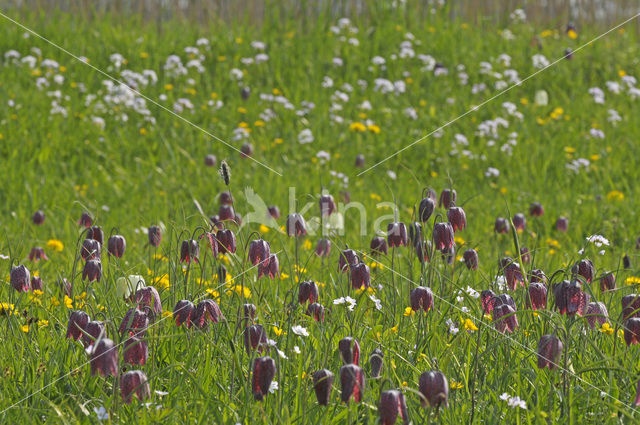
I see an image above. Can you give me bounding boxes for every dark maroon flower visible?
[241,86,251,100]
[494,217,509,234]
[252,356,276,401]
[418,371,449,408]
[556,217,569,232]
[529,202,544,216]
[218,204,235,221]
[58,278,72,297]
[554,280,589,316]
[123,336,148,366]
[28,246,48,262]
[148,225,162,247]
[496,293,517,310]
[564,48,573,59]
[286,213,307,237]
[410,286,434,312]
[119,308,149,336]
[415,240,432,264]
[369,348,384,378]
[240,142,253,158]
[192,299,225,327]
[585,302,609,329]
[218,265,227,284]
[86,226,104,245]
[433,222,454,251]
[339,249,360,273]
[447,207,466,232]
[463,249,478,270]
[205,154,217,167]
[350,263,370,289]
[355,154,365,168]
[527,282,547,310]
[529,269,548,285]
[504,263,525,290]
[78,212,92,228]
[298,281,319,304]
[258,253,279,279]
[90,338,118,377]
[66,310,90,340]
[216,229,237,254]
[30,276,43,291]
[370,237,388,256]
[320,194,337,216]
[173,300,195,328]
[481,290,496,314]
[10,265,30,293]
[574,259,595,284]
[387,222,408,247]
[340,364,365,403]
[512,213,526,231]
[268,205,280,219]
[600,272,616,292]
[493,303,518,333]
[248,239,270,266]
[81,239,101,261]
[180,239,200,264]
[341,191,351,203]
[537,335,563,369]
[82,260,102,282]
[635,379,640,406]
[83,321,106,347]
[624,318,640,346]
[313,369,334,405]
[315,238,331,257]
[245,324,268,354]
[32,210,45,225]
[499,256,514,271]
[121,370,150,404]
[339,337,360,365]
[418,197,435,222]
[107,235,126,258]
[243,303,257,321]
[622,295,640,320]
[380,390,409,425]
[566,22,577,35]
[624,255,632,270]
[519,247,531,264]
[408,222,422,246]
[438,189,456,209]
[199,232,219,257]
[135,286,163,318]
[307,303,325,322]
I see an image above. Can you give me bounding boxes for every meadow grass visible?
[1,3,640,424]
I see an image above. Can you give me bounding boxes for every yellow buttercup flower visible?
[273,326,284,336]
[21,324,29,333]
[404,307,415,317]
[599,322,614,335]
[349,122,366,132]
[463,318,478,331]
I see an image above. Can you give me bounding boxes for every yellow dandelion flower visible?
[349,122,367,132]
[254,120,265,127]
[46,239,64,252]
[404,307,415,317]
[606,190,624,202]
[367,124,381,134]
[625,276,640,286]
[164,84,173,90]
[619,70,627,77]
[237,107,247,114]
[21,324,29,333]
[567,29,578,39]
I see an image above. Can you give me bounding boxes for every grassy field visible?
[1,2,640,424]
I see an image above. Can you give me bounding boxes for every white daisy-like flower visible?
[292,325,309,337]
[293,346,301,354]
[269,381,279,393]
